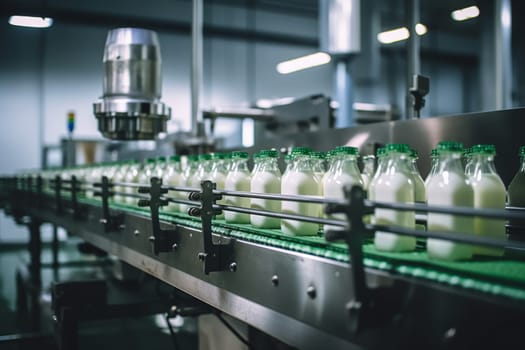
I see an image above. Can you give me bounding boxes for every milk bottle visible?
[124,161,141,205]
[190,154,212,188]
[367,148,386,201]
[311,151,327,182]
[179,155,199,214]
[225,151,251,223]
[373,144,416,252]
[427,141,474,261]
[163,155,182,213]
[409,150,426,203]
[250,150,281,228]
[281,147,321,236]
[508,146,525,239]
[209,153,228,219]
[113,161,133,203]
[469,145,506,256]
[424,149,439,189]
[464,148,474,177]
[361,155,375,190]
[323,146,363,233]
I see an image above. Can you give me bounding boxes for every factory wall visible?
[0,0,495,241]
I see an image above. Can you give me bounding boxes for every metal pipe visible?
[191,0,204,136]
[405,0,420,119]
[494,0,512,109]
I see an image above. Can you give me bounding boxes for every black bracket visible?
[138,177,178,255]
[188,180,233,274]
[70,176,82,220]
[95,176,123,232]
[54,175,63,215]
[324,185,374,334]
[36,175,43,209]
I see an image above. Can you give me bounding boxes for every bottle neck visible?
[471,154,498,176]
[292,155,314,173]
[332,155,360,176]
[258,158,280,173]
[363,159,375,176]
[385,152,411,175]
[437,152,464,175]
[231,159,249,172]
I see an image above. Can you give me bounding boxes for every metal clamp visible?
[95,176,123,232]
[54,175,63,215]
[324,185,374,334]
[138,177,177,255]
[70,176,82,220]
[188,180,233,274]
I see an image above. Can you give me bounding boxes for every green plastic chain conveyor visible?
[79,197,525,301]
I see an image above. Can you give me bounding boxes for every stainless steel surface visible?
[353,102,397,123]
[495,0,512,109]
[93,28,171,140]
[242,108,525,185]
[319,0,361,55]
[334,59,354,127]
[191,0,204,137]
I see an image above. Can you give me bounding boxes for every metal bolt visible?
[171,243,178,251]
[307,285,316,299]
[198,252,206,261]
[99,218,107,224]
[133,229,140,236]
[119,224,125,230]
[271,275,279,286]
[346,299,362,316]
[149,236,155,242]
[229,262,237,272]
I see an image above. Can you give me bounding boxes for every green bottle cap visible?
[188,155,199,162]
[212,152,226,160]
[157,156,166,162]
[169,155,181,162]
[334,146,358,155]
[430,149,438,157]
[386,143,410,153]
[232,151,249,159]
[146,158,156,163]
[290,147,312,155]
[410,149,418,158]
[437,141,464,153]
[471,144,496,155]
[259,149,279,158]
[199,154,212,161]
[376,147,386,157]
[520,146,525,157]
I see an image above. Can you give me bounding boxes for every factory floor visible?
[0,237,198,350]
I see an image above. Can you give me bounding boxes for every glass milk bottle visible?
[190,154,212,188]
[464,148,475,177]
[409,149,426,203]
[163,155,182,213]
[124,161,141,205]
[225,151,251,223]
[311,151,327,182]
[469,145,506,256]
[113,160,132,203]
[179,155,199,214]
[424,149,439,189]
[138,158,156,186]
[360,155,375,190]
[251,150,281,228]
[373,144,416,252]
[281,147,321,236]
[209,153,228,219]
[427,141,474,261]
[367,148,386,201]
[323,146,363,233]
[508,146,525,239]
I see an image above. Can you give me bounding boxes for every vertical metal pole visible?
[28,220,41,331]
[191,0,204,137]
[494,0,512,109]
[52,224,59,269]
[334,59,354,127]
[405,0,420,119]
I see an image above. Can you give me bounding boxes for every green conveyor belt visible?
[80,198,525,301]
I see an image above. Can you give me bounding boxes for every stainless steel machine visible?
[2,108,525,350]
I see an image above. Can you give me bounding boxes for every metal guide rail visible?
[2,175,525,349]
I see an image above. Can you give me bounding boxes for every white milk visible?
[209,170,227,219]
[225,170,251,223]
[427,171,474,261]
[124,163,140,205]
[251,171,281,228]
[374,172,416,252]
[281,171,321,236]
[163,160,182,213]
[471,173,506,256]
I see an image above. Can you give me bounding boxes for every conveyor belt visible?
[82,198,525,302]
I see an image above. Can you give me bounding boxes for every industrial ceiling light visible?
[276,52,331,74]
[8,15,53,28]
[451,6,480,21]
[377,23,427,44]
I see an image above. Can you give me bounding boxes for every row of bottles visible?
[20,143,525,262]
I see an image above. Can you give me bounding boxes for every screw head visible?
[171,243,178,251]
[133,229,140,236]
[99,218,107,224]
[119,224,125,230]
[271,275,279,286]
[149,236,155,242]
[198,252,206,261]
[307,285,316,299]
[229,262,237,272]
